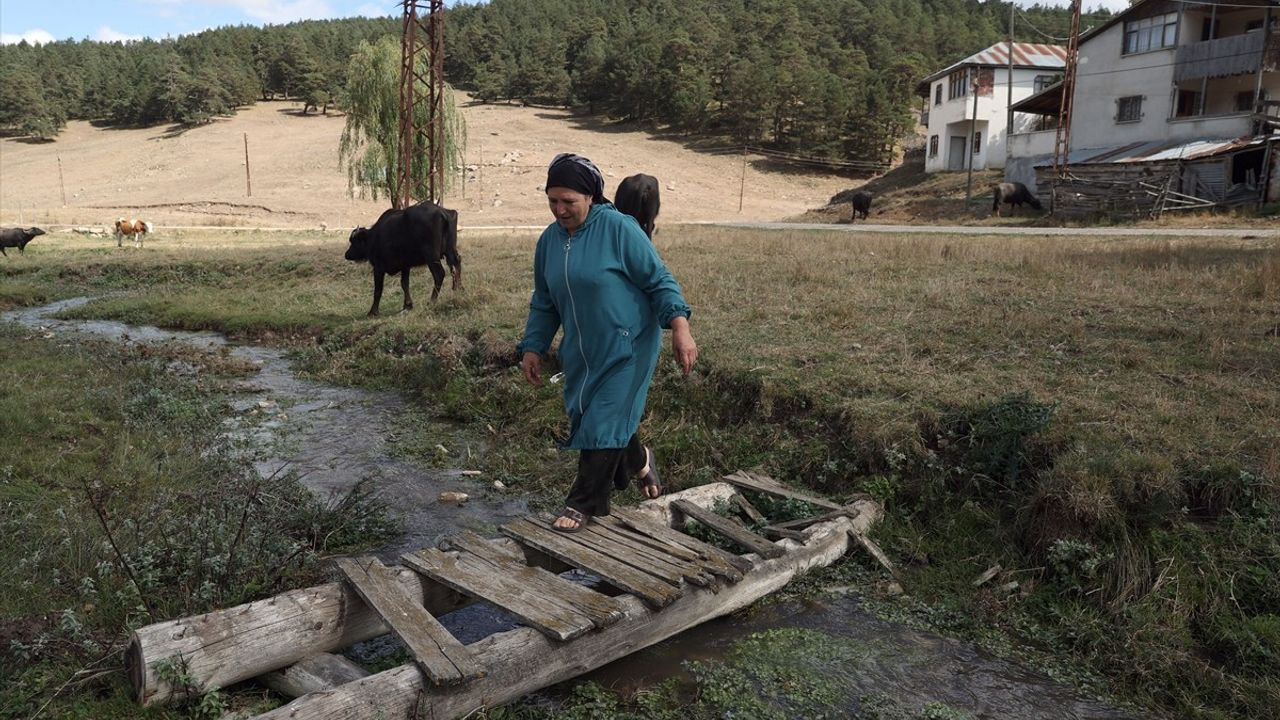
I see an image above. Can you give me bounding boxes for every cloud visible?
[94,26,144,42]
[213,1,337,24]
[356,3,390,18]
[0,28,56,45]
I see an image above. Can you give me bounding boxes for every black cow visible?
[0,227,45,256]
[345,201,462,316]
[850,190,873,222]
[614,174,660,239]
[992,182,1043,217]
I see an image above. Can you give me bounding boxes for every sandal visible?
[553,506,591,533]
[635,447,662,499]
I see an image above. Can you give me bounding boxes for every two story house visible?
[1007,0,1278,207]
[916,42,1066,173]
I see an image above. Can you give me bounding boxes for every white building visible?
[1008,0,1279,207]
[916,42,1067,173]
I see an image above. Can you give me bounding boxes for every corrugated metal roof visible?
[920,42,1066,86]
[1030,135,1274,166]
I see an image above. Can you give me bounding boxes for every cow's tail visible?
[445,243,462,290]
[992,185,1002,213]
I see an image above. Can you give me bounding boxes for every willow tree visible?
[339,36,466,203]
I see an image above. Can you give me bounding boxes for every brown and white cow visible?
[115,218,153,248]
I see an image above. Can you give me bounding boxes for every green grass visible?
[2,227,1278,718]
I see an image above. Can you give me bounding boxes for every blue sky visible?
[1,0,1129,46]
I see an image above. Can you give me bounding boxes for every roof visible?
[1081,0,1279,46]
[1010,81,1063,115]
[1030,134,1275,167]
[917,42,1066,90]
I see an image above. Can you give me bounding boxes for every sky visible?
[1,0,1133,46]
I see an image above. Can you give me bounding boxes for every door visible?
[948,136,967,171]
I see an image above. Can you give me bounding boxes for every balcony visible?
[1174,31,1275,83]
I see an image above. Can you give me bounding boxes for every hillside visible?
[0,94,855,229]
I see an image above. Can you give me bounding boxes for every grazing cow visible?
[850,190,873,222]
[992,182,1043,217]
[614,174,660,240]
[0,227,45,256]
[114,218,153,248]
[345,200,462,316]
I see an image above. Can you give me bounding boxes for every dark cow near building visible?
[850,190,873,221]
[345,200,462,316]
[0,227,45,256]
[614,174,660,239]
[992,182,1043,217]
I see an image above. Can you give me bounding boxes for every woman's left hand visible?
[670,316,697,376]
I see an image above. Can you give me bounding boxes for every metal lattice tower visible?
[1051,0,1082,179]
[396,0,445,209]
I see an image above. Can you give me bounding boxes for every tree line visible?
[0,1,1108,163]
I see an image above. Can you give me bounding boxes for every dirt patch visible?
[0,94,856,230]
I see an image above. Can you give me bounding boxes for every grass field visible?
[2,227,1277,718]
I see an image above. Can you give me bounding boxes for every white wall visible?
[923,67,1062,173]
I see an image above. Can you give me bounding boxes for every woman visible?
[518,153,697,532]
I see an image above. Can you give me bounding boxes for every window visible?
[972,132,982,155]
[1123,13,1177,54]
[935,83,943,105]
[929,135,939,157]
[1236,90,1265,112]
[948,70,968,100]
[1201,17,1218,41]
[1033,75,1056,94]
[1116,95,1143,123]
[1175,89,1202,117]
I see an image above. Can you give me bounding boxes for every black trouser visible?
[564,434,646,517]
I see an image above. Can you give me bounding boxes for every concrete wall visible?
[1072,19,1180,150]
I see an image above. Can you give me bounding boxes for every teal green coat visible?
[518,204,691,449]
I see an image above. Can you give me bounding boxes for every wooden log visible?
[720,471,842,510]
[611,506,753,580]
[442,531,626,629]
[124,482,759,705]
[260,653,369,699]
[767,504,864,532]
[761,525,808,541]
[672,499,785,559]
[401,548,595,642]
[729,493,766,525]
[335,557,482,686]
[501,518,682,607]
[249,509,878,720]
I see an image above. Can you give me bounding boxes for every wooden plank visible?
[260,653,370,699]
[592,515,701,562]
[610,507,752,580]
[761,525,808,541]
[443,532,625,629]
[402,548,594,642]
[672,500,785,559]
[500,518,682,608]
[849,529,902,583]
[720,471,842,511]
[730,493,766,525]
[769,505,864,532]
[551,516,717,588]
[334,557,482,686]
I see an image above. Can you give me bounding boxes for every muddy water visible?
[580,592,1142,719]
[6,299,1143,716]
[2,297,527,562]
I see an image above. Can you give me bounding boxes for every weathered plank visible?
[250,514,871,720]
[730,493,767,524]
[768,505,863,531]
[761,525,808,541]
[334,557,482,686]
[500,519,682,608]
[443,532,625,629]
[671,500,785,559]
[848,529,902,582]
[260,653,370,699]
[592,515,701,562]
[720,470,842,510]
[543,515,717,588]
[611,506,752,580]
[402,548,595,642]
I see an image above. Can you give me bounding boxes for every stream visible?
[4,298,1145,719]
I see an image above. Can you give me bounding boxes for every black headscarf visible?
[545,153,608,204]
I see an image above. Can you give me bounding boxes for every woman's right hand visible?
[521,351,543,386]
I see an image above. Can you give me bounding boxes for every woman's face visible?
[547,187,592,233]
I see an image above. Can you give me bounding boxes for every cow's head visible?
[20,227,45,248]
[345,227,370,262]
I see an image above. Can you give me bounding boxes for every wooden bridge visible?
[127,472,884,719]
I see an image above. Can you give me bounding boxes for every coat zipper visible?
[564,233,589,415]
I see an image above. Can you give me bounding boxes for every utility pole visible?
[396,0,446,209]
[965,74,980,210]
[1051,0,1083,215]
[243,133,252,197]
[1006,4,1015,167]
